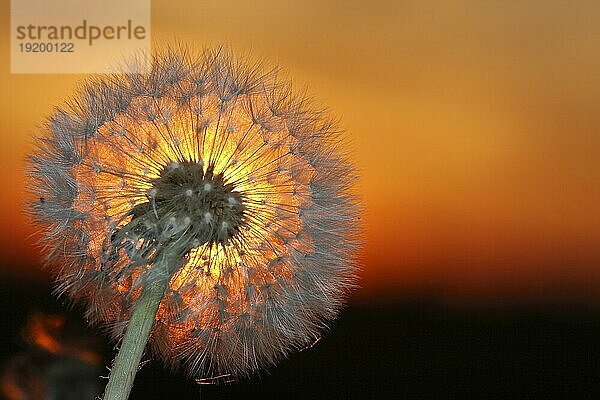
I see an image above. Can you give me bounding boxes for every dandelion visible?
[26,45,360,399]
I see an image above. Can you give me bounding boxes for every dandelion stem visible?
[103,262,171,400]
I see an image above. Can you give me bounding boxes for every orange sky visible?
[2,1,600,301]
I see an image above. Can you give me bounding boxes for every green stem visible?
[103,266,170,400]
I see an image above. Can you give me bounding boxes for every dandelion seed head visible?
[26,45,360,378]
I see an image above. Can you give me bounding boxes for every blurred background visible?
[2,1,600,398]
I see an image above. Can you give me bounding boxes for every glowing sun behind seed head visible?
[27,46,360,378]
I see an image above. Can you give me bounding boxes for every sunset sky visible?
[1,1,600,302]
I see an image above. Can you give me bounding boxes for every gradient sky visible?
[2,1,600,301]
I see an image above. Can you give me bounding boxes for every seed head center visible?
[149,161,244,245]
